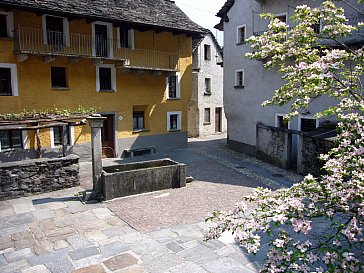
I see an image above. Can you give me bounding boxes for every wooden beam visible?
[0,121,86,131]
[68,57,80,64]
[0,114,88,126]
[43,56,56,63]
[92,59,103,65]
[17,54,29,63]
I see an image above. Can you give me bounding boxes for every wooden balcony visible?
[13,27,179,71]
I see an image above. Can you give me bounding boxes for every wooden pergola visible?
[0,113,89,157]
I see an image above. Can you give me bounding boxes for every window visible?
[0,67,11,96]
[96,64,116,92]
[0,64,18,96]
[205,78,211,95]
[275,14,287,23]
[275,114,290,129]
[51,126,73,148]
[204,108,211,124]
[0,130,22,150]
[237,25,246,44]
[299,117,318,132]
[51,67,67,89]
[204,44,211,60]
[235,70,244,88]
[0,14,7,37]
[118,26,134,49]
[166,73,180,99]
[133,111,145,130]
[167,111,182,131]
[0,12,13,38]
[42,15,69,46]
[92,21,113,58]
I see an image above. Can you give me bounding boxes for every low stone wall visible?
[102,158,186,200]
[297,135,335,176]
[256,124,292,169]
[0,154,80,200]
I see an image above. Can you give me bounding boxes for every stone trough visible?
[101,158,186,200]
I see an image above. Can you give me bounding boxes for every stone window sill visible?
[52,87,70,91]
[167,97,180,100]
[204,122,211,125]
[168,129,181,132]
[234,85,244,89]
[204,92,211,96]
[98,90,116,93]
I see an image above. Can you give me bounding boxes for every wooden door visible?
[101,114,115,158]
[215,107,222,133]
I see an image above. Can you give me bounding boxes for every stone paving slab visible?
[0,136,297,273]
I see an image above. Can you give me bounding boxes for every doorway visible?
[94,24,109,57]
[101,114,115,158]
[215,107,222,133]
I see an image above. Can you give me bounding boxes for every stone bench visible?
[123,146,156,157]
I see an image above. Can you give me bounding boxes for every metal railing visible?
[14,27,179,71]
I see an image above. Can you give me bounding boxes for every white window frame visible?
[0,63,18,96]
[42,14,70,46]
[50,126,75,148]
[236,24,246,44]
[0,125,28,152]
[275,113,291,129]
[167,111,182,131]
[204,108,211,124]
[92,21,113,58]
[298,115,319,131]
[204,78,211,94]
[235,69,244,87]
[116,27,135,49]
[96,64,117,92]
[204,44,211,61]
[166,72,181,99]
[0,11,14,38]
[274,12,288,23]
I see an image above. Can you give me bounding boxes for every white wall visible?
[222,0,358,150]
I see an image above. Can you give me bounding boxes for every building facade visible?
[0,0,205,162]
[216,0,363,157]
[188,31,226,137]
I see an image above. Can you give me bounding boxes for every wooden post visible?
[62,124,67,157]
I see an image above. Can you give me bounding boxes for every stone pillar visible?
[87,114,106,196]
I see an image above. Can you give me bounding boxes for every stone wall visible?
[0,154,80,200]
[256,124,292,169]
[297,135,335,176]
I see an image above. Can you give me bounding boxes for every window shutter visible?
[128,29,135,49]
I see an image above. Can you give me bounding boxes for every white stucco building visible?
[188,31,227,137]
[215,0,363,156]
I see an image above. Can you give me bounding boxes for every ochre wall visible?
[0,9,192,149]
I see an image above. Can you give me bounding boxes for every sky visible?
[174,0,226,45]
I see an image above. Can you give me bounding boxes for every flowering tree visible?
[205,1,364,272]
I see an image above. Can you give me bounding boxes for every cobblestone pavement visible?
[0,135,302,273]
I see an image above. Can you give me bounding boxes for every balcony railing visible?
[14,27,179,71]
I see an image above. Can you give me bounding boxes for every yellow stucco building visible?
[0,0,205,161]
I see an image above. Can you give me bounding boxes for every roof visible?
[0,0,206,35]
[214,0,235,31]
[192,29,223,59]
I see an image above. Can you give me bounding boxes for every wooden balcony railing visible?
[14,27,179,71]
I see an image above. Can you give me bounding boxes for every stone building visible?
[0,0,205,162]
[188,31,227,137]
[215,0,363,167]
